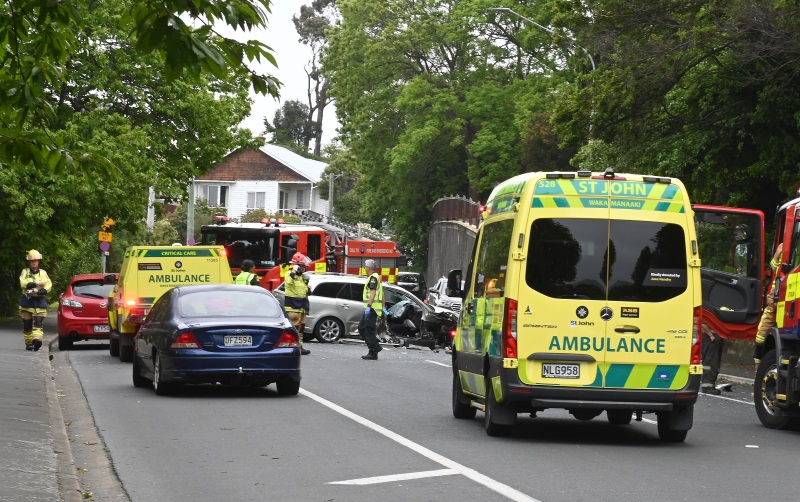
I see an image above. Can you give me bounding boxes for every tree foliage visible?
[324,0,800,269]
[293,0,337,155]
[0,0,277,314]
[0,0,280,175]
[264,99,316,148]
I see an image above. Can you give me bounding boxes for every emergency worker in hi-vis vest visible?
[284,253,312,355]
[358,259,388,360]
[234,259,260,286]
[754,243,783,363]
[18,249,52,351]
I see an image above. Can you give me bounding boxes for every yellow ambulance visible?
[451,169,703,442]
[108,245,233,362]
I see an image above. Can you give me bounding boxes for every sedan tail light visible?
[171,331,201,349]
[275,330,299,348]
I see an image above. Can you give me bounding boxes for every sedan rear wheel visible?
[153,353,172,396]
[314,317,344,343]
[276,379,300,396]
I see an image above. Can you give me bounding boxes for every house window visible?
[199,185,228,207]
[247,192,266,210]
[296,189,308,209]
[279,191,288,210]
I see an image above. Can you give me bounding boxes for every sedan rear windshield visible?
[179,291,283,318]
[72,281,115,299]
[526,218,688,302]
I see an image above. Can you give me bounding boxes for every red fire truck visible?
[200,217,401,290]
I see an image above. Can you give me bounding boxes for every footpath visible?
[0,316,81,502]
[0,313,757,502]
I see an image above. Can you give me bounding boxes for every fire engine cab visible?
[200,216,401,291]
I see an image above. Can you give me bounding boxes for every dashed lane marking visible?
[425,360,450,367]
[300,389,540,502]
[329,468,459,485]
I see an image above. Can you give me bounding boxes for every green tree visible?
[0,0,276,314]
[324,0,576,266]
[265,100,316,148]
[293,0,337,155]
[551,0,798,219]
[0,0,280,175]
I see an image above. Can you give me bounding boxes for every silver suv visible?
[274,274,457,346]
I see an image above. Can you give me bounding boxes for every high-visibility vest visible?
[235,272,257,285]
[284,272,310,313]
[362,272,384,316]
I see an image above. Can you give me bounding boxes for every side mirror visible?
[103,273,118,285]
[446,269,463,297]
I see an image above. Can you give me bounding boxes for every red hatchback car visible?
[57,273,118,350]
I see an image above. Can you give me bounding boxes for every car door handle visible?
[614,326,640,334]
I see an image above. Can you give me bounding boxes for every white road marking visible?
[300,389,540,502]
[329,468,459,485]
[701,393,754,405]
[425,359,451,368]
[745,444,759,448]
[640,418,657,425]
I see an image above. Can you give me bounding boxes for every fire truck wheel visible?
[314,317,344,343]
[754,350,799,429]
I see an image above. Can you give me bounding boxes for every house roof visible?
[259,144,327,183]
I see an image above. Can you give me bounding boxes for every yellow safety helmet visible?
[26,249,43,261]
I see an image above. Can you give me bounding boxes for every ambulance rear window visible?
[526,218,687,302]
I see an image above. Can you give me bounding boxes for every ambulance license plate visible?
[93,325,110,333]
[542,363,580,379]
[224,335,252,346]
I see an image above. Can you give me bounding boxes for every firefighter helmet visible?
[26,249,43,261]
[291,253,311,266]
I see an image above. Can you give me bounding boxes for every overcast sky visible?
[230,1,340,146]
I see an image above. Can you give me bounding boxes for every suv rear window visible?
[526,218,687,302]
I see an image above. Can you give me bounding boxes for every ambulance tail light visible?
[171,331,201,349]
[690,306,702,364]
[502,298,518,359]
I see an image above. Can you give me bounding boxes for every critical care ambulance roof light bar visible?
[545,172,576,179]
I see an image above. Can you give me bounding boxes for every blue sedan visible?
[132,284,301,396]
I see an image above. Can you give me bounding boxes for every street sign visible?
[99,241,111,252]
[187,237,196,245]
[102,217,115,231]
[98,231,113,242]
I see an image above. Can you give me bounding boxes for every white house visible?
[193,144,328,220]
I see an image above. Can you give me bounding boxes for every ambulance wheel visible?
[109,334,119,357]
[452,369,476,419]
[607,409,633,425]
[314,317,343,343]
[119,343,134,363]
[754,350,798,429]
[571,409,602,421]
[484,377,515,437]
[656,412,688,443]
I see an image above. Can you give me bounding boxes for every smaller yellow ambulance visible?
[108,245,233,362]
[451,169,703,442]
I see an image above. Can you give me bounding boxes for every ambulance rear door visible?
[516,176,610,389]
[604,178,695,391]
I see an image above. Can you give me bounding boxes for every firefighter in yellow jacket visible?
[284,253,312,355]
[19,249,52,351]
